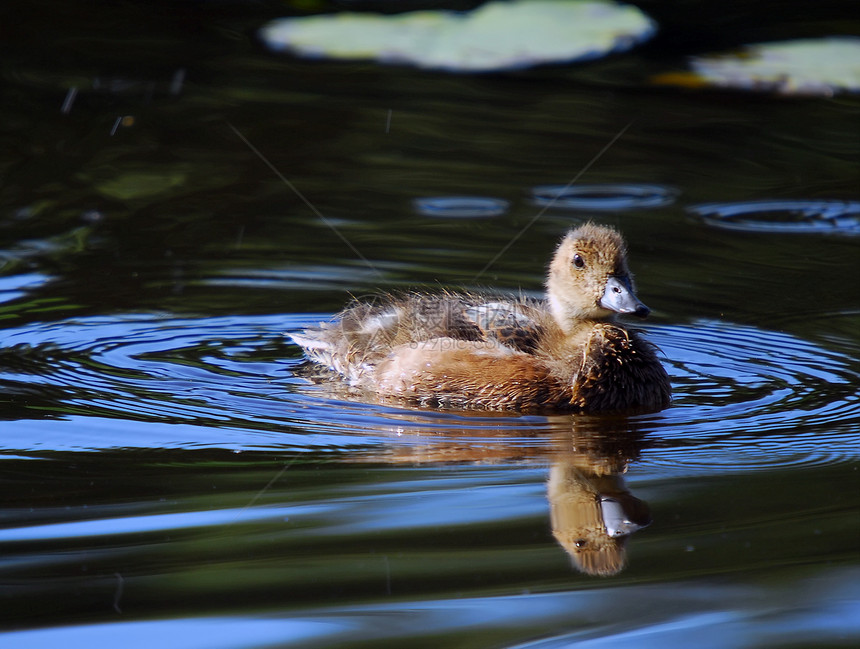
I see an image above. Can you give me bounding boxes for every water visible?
[1,1,859,647]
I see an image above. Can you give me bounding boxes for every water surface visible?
[1,1,859,647]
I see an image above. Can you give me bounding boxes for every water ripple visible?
[531,184,679,210]
[1,315,857,469]
[656,320,858,426]
[645,319,860,471]
[412,196,510,218]
[688,200,860,234]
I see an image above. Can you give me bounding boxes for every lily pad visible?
[260,0,656,72]
[654,37,860,96]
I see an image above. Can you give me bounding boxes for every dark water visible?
[1,1,859,647]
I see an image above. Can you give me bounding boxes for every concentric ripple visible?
[412,196,510,218]
[688,200,860,234]
[645,319,860,472]
[0,314,373,453]
[531,184,679,210]
[1,315,858,469]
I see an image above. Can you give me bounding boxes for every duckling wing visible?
[290,294,548,383]
[464,299,546,354]
[406,296,485,342]
[290,296,485,383]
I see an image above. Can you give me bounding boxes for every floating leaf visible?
[260,0,656,72]
[654,37,860,96]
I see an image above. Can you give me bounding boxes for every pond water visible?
[1,1,859,647]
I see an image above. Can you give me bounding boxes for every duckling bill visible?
[291,223,671,414]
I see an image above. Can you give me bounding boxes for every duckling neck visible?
[548,293,613,335]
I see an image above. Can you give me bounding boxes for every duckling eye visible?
[574,539,588,548]
[572,254,585,269]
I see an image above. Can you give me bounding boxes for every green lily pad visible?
[655,37,860,96]
[260,0,656,72]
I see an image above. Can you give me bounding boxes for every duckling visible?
[291,222,671,414]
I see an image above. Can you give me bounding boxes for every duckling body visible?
[291,223,671,414]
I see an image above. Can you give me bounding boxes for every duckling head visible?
[547,223,650,332]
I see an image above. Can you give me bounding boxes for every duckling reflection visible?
[548,429,651,576]
[344,411,650,576]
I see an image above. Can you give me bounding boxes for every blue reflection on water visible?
[0,273,52,305]
[0,618,352,649]
[4,571,857,649]
[0,502,332,543]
